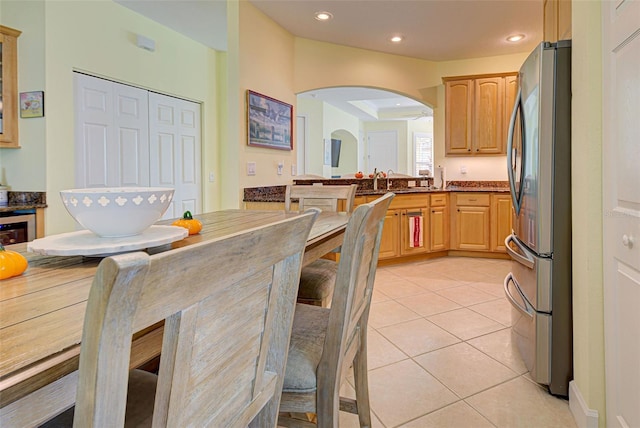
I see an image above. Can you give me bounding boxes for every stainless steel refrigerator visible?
[504,40,572,397]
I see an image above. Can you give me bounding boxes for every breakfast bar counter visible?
[244,180,508,204]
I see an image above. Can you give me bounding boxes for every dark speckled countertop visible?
[0,192,47,212]
[243,180,508,203]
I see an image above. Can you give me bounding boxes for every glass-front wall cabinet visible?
[0,25,21,148]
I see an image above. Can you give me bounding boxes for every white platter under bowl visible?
[28,226,189,257]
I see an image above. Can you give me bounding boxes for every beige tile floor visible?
[339,257,577,428]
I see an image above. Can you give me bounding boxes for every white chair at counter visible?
[285,184,358,307]
[9,210,318,428]
[279,192,395,427]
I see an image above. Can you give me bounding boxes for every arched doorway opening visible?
[296,87,433,178]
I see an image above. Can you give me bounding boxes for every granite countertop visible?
[0,192,47,212]
[243,180,509,202]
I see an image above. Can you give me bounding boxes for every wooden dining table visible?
[0,209,349,414]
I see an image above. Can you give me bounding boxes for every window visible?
[414,132,433,176]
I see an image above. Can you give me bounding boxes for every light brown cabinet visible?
[544,0,572,43]
[444,79,473,154]
[361,191,511,260]
[490,194,513,252]
[400,208,429,256]
[451,193,491,251]
[378,209,400,259]
[429,193,449,252]
[443,73,517,156]
[362,194,432,260]
[0,25,21,148]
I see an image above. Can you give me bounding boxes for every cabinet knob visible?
[622,234,634,248]
[476,148,479,152]
[468,148,471,152]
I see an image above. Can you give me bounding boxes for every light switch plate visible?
[247,162,256,176]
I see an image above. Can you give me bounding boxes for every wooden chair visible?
[285,184,358,214]
[278,192,395,427]
[285,184,358,307]
[28,210,318,428]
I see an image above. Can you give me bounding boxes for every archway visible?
[296,87,433,177]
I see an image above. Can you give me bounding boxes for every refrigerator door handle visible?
[504,273,534,319]
[505,234,535,269]
[507,87,525,215]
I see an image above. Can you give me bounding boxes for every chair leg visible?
[352,348,372,428]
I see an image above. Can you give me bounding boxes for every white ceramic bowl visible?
[60,187,174,237]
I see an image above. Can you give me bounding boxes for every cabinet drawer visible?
[455,193,490,206]
[430,193,447,207]
[387,194,429,210]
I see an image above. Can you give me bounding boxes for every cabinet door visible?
[491,195,513,252]
[400,209,429,255]
[505,75,521,153]
[430,205,448,252]
[0,26,21,148]
[444,79,473,155]
[474,77,505,154]
[378,210,400,259]
[454,206,490,251]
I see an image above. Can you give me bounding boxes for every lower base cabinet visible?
[400,208,429,256]
[491,194,513,252]
[429,193,449,252]
[378,210,400,259]
[251,191,512,263]
[451,193,491,251]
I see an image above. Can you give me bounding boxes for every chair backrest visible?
[317,192,394,418]
[72,210,318,427]
[284,184,358,213]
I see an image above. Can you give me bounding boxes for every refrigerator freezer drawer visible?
[504,273,551,385]
[505,234,552,312]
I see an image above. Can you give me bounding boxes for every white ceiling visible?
[113,0,540,120]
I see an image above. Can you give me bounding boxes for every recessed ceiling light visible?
[390,35,403,43]
[314,11,333,21]
[506,34,525,42]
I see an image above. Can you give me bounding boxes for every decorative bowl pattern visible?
[60,187,174,237]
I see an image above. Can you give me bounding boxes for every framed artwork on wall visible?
[247,90,293,150]
[19,91,44,118]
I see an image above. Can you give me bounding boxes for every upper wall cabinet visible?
[543,0,572,42]
[443,72,517,156]
[0,25,21,149]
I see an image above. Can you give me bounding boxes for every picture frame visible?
[20,91,45,118]
[247,90,293,150]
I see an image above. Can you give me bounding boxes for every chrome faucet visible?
[372,168,383,191]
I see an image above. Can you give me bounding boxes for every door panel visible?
[367,130,398,173]
[149,92,202,220]
[603,1,640,426]
[74,73,149,188]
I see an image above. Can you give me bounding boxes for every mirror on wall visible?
[296,87,433,178]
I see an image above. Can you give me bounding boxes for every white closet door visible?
[603,1,640,427]
[149,92,202,220]
[74,73,149,188]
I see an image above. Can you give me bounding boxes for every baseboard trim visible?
[569,381,599,428]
